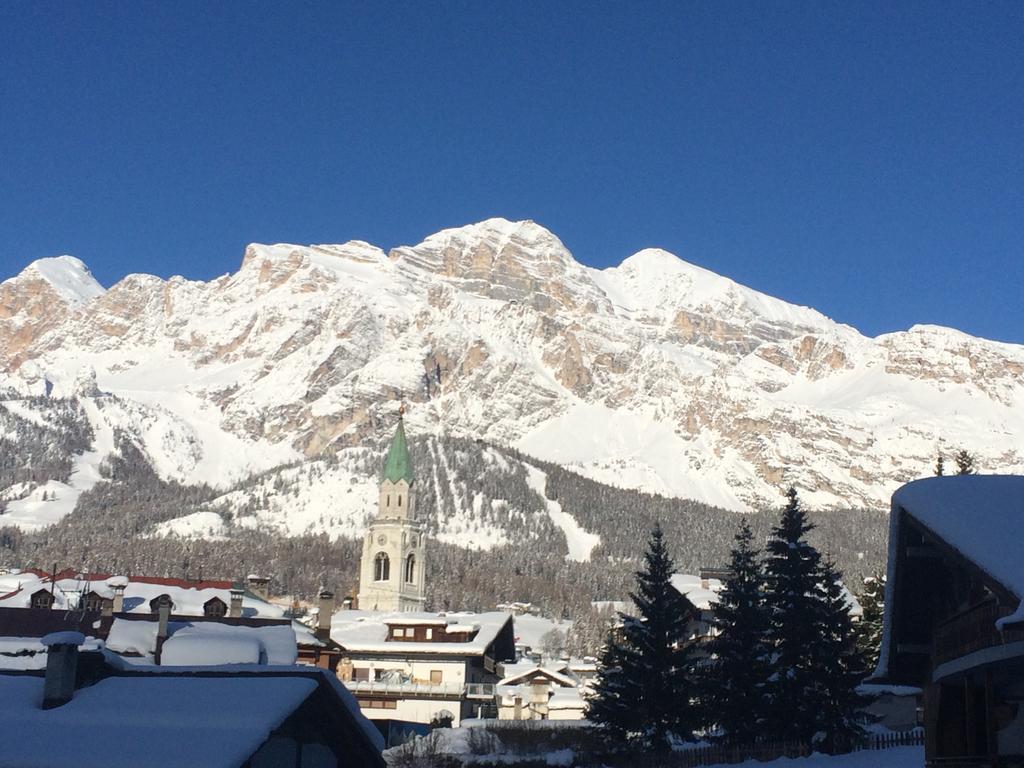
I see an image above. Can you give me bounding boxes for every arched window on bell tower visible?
[405,553,416,584]
[374,552,390,582]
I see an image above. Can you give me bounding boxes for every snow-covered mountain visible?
[2,218,1023,533]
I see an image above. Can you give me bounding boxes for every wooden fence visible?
[665,730,924,767]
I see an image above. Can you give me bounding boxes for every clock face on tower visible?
[377,535,387,545]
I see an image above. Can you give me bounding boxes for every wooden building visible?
[875,475,1024,766]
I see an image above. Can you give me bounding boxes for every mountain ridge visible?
[2,218,1022,526]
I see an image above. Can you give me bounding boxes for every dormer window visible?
[82,592,103,612]
[203,597,227,617]
[30,590,54,610]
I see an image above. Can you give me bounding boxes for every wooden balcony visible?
[932,600,1024,667]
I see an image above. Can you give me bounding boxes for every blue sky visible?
[1,2,1021,341]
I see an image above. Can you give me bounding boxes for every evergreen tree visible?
[810,560,869,753]
[587,621,644,738]
[855,572,885,670]
[955,449,976,475]
[698,519,772,744]
[934,452,944,476]
[587,524,699,750]
[763,487,826,742]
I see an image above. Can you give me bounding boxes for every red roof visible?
[19,569,234,591]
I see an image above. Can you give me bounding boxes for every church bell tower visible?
[357,410,427,613]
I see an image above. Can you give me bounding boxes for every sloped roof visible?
[876,475,1024,680]
[669,573,723,611]
[0,571,282,619]
[381,417,414,483]
[332,610,513,656]
[0,674,316,768]
[893,475,1024,614]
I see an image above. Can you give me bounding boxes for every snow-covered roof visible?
[161,634,263,666]
[0,570,283,619]
[0,673,316,768]
[894,475,1024,625]
[876,475,1024,680]
[105,618,298,665]
[548,687,586,711]
[498,665,577,688]
[332,610,512,656]
[670,573,724,611]
[0,636,104,671]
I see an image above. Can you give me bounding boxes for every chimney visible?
[100,597,113,617]
[341,595,354,611]
[229,587,244,618]
[106,576,128,613]
[154,602,171,665]
[247,574,270,601]
[41,631,84,709]
[316,589,335,641]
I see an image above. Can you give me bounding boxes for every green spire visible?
[382,416,414,484]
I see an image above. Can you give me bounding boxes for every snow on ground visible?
[517,402,751,512]
[1,397,116,531]
[512,613,572,653]
[222,454,378,538]
[523,464,600,561]
[151,510,228,539]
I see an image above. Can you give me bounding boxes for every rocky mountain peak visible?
[2,220,1023,519]
[7,255,105,307]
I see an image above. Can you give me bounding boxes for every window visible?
[353,668,370,681]
[203,598,227,617]
[386,494,390,507]
[425,628,433,640]
[397,494,402,507]
[405,553,416,584]
[393,627,405,638]
[82,593,103,612]
[430,670,443,684]
[358,697,397,709]
[374,552,390,581]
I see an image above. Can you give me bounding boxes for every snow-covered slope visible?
[2,218,1023,532]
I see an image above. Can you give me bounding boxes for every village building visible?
[874,475,1024,765]
[0,570,343,671]
[494,662,587,721]
[0,631,385,767]
[333,610,516,729]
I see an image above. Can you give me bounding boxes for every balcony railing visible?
[344,680,497,699]
[932,600,1024,667]
[345,680,464,697]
